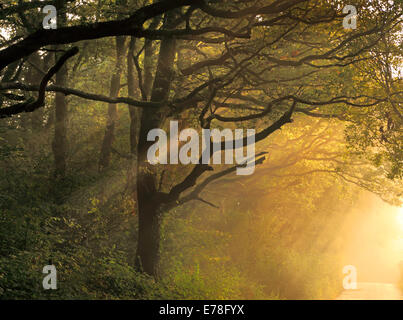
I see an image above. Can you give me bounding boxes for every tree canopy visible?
[0,0,401,299]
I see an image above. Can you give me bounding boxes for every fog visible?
[341,193,402,284]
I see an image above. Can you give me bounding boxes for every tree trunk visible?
[99,36,126,170]
[135,191,163,276]
[143,16,160,100]
[52,56,68,178]
[135,12,178,277]
[126,36,140,266]
[52,1,68,178]
[127,37,140,154]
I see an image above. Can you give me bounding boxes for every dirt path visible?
[336,282,402,300]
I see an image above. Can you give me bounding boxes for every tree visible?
[99,36,127,170]
[52,1,69,178]
[1,0,401,277]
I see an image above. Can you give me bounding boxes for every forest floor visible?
[336,282,402,300]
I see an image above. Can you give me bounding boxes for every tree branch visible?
[178,154,267,206]
[0,0,199,71]
[0,47,79,118]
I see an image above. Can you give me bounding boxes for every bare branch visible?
[178,154,267,206]
[0,47,79,118]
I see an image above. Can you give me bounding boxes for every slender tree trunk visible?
[127,37,140,154]
[127,15,159,154]
[143,16,160,100]
[52,56,68,178]
[135,12,178,277]
[52,0,68,178]
[126,36,140,266]
[99,36,126,170]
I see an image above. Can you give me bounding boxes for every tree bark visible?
[135,11,178,277]
[99,36,126,170]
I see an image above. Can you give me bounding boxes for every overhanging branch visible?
[0,47,79,118]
